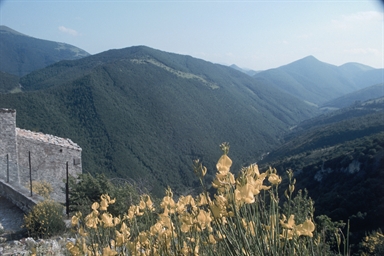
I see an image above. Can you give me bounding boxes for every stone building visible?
[0,108,82,202]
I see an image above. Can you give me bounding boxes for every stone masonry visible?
[0,108,82,203]
[0,109,18,184]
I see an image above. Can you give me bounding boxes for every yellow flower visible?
[280,215,314,239]
[248,221,256,236]
[113,217,120,226]
[180,212,194,233]
[181,241,191,254]
[103,194,116,204]
[268,173,282,185]
[71,215,79,227]
[91,202,100,211]
[115,230,125,246]
[209,195,228,219]
[100,198,108,211]
[196,193,209,206]
[66,242,80,256]
[201,166,207,177]
[143,194,155,212]
[246,164,260,177]
[196,209,212,231]
[101,212,114,228]
[102,245,117,256]
[139,199,146,210]
[176,195,196,213]
[150,222,163,236]
[126,205,136,219]
[79,226,88,237]
[99,194,116,211]
[216,154,232,174]
[296,219,315,237]
[120,222,131,239]
[160,188,176,213]
[235,183,255,205]
[241,218,247,229]
[280,214,295,230]
[208,234,217,244]
[138,231,150,246]
[159,209,174,230]
[85,212,99,229]
[216,231,226,240]
[247,172,270,195]
[212,172,235,192]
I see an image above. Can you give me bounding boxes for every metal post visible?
[29,151,32,197]
[6,154,9,183]
[66,161,69,217]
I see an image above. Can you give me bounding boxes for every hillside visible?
[322,83,384,109]
[0,71,20,93]
[0,46,319,195]
[0,26,90,77]
[229,64,259,76]
[253,56,383,106]
[260,98,384,244]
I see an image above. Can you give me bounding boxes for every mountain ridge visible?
[322,83,384,109]
[253,55,383,106]
[0,25,90,77]
[0,45,319,195]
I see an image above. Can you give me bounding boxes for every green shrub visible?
[68,173,141,216]
[359,229,384,255]
[23,200,66,238]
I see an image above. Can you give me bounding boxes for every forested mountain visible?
[0,71,20,93]
[322,83,384,109]
[229,64,259,76]
[253,56,383,106]
[0,46,318,195]
[0,26,90,77]
[260,97,384,246]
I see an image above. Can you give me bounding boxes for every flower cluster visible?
[67,145,318,255]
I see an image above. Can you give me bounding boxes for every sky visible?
[0,0,383,71]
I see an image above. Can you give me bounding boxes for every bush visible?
[23,200,66,238]
[31,180,53,199]
[68,173,141,217]
[359,229,384,255]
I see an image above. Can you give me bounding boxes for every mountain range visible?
[322,82,384,109]
[0,42,320,195]
[252,56,383,106]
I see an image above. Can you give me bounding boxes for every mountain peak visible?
[339,62,374,72]
[302,55,318,61]
[290,55,322,65]
[0,26,90,76]
[0,25,27,36]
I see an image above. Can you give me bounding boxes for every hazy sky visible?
[0,0,383,70]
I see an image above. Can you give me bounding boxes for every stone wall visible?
[0,109,82,204]
[0,179,42,213]
[0,109,19,183]
[17,130,82,202]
